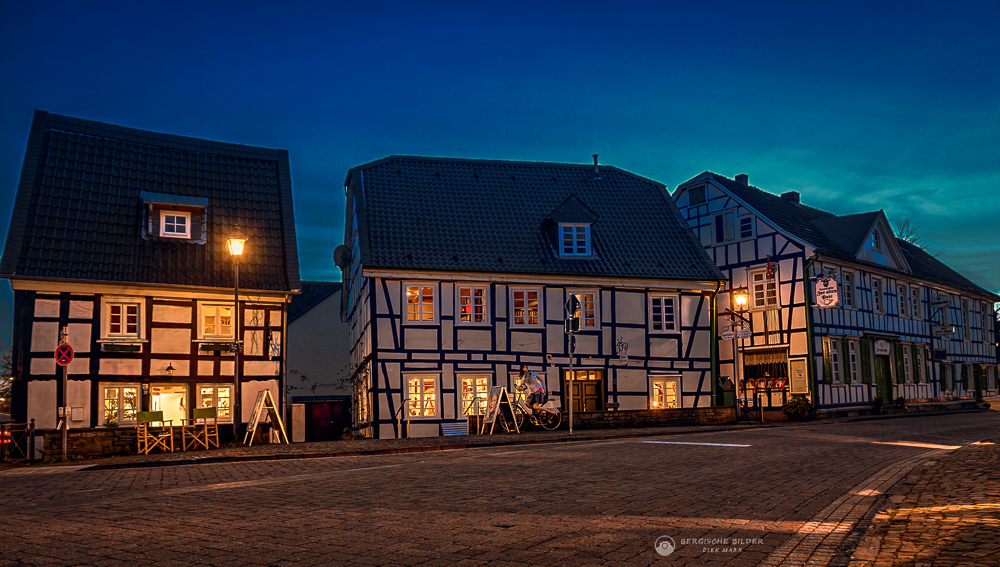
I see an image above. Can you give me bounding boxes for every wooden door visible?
[564,369,604,413]
[874,356,892,402]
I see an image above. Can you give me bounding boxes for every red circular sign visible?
[55,344,74,366]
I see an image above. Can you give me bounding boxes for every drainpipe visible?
[710,281,723,406]
[803,254,820,417]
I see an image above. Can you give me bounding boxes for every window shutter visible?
[860,339,872,384]
[911,346,919,383]
[896,343,906,384]
[822,338,832,383]
[842,338,852,384]
[923,346,931,386]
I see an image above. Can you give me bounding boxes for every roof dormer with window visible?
[141,191,209,244]
[544,194,598,259]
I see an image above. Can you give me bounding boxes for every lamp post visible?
[726,287,750,421]
[226,227,247,437]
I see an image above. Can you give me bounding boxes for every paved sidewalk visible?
[848,437,1000,567]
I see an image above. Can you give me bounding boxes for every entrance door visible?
[564,369,603,413]
[874,356,892,402]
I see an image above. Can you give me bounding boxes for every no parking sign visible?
[55,344,74,366]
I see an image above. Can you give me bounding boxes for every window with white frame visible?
[903,345,913,383]
[460,374,490,415]
[715,211,736,243]
[405,284,436,323]
[649,294,679,332]
[511,288,541,326]
[456,285,488,324]
[910,286,921,319]
[897,284,908,317]
[104,300,142,339]
[197,384,233,422]
[101,384,140,425]
[571,290,599,329]
[824,337,842,383]
[560,224,591,256]
[201,304,234,338]
[160,211,191,238]
[751,268,778,309]
[872,278,884,313]
[841,271,855,308]
[406,374,438,417]
[649,376,680,409]
[848,340,859,383]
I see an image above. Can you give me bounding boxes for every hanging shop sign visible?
[815,277,839,308]
[874,340,891,356]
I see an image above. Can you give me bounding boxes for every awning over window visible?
[744,348,788,366]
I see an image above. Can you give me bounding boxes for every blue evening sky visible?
[1,1,998,341]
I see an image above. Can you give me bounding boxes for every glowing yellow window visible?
[407,376,437,417]
[650,378,679,409]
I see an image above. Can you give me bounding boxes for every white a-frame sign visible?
[243,389,290,446]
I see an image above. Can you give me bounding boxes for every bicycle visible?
[499,397,562,432]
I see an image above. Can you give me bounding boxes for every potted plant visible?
[781,395,812,421]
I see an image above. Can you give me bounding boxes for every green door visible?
[874,356,892,402]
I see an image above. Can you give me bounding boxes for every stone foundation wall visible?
[42,428,138,458]
[570,407,735,429]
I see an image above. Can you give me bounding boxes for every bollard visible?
[29,419,36,464]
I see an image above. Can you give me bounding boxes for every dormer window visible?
[871,230,881,251]
[161,211,191,238]
[560,224,591,256]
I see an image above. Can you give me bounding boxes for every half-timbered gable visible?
[340,156,726,438]
[675,172,997,416]
[1,111,300,437]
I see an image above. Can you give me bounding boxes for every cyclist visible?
[517,365,557,416]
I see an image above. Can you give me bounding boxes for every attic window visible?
[871,230,881,251]
[560,224,591,256]
[161,211,190,238]
[688,186,706,206]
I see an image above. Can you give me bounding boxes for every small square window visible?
[456,285,488,324]
[405,284,437,323]
[649,376,680,409]
[649,294,679,332]
[202,304,234,338]
[161,211,191,238]
[570,290,599,329]
[511,288,542,327]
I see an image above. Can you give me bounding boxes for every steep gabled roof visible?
[344,156,724,282]
[288,281,341,323]
[678,172,997,300]
[1,111,300,292]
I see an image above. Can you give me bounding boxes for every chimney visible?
[735,173,749,185]
[592,154,601,180]
[781,191,800,204]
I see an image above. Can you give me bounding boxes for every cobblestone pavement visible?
[0,412,997,566]
[848,436,1000,567]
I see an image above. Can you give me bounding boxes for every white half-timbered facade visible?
[674,172,998,415]
[0,112,300,434]
[340,156,726,438]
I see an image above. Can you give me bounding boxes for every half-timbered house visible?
[1,111,300,441]
[339,156,727,438]
[674,172,998,416]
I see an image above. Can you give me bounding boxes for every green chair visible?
[136,411,174,454]
[182,407,220,450]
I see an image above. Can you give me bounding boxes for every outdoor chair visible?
[136,411,174,454]
[182,407,220,451]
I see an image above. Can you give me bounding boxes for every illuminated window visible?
[197,384,233,423]
[649,377,679,409]
[150,384,187,424]
[457,285,488,324]
[570,290,599,329]
[650,294,678,332]
[202,304,234,338]
[405,284,436,323]
[511,288,541,326]
[460,374,490,416]
[101,384,139,425]
[407,375,437,417]
[160,211,191,238]
[751,268,778,309]
[560,224,591,256]
[825,337,842,383]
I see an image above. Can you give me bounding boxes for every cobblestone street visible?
[1,412,997,566]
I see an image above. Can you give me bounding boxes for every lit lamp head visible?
[732,287,750,312]
[226,227,247,257]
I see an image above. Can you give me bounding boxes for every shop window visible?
[457,285,488,324]
[407,375,438,417]
[101,384,140,426]
[197,384,233,423]
[511,288,542,327]
[150,384,187,424]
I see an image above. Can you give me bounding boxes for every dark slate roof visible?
[344,156,725,282]
[1,111,300,292]
[288,281,341,323]
[678,172,997,300]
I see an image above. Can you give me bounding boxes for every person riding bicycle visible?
[517,365,557,416]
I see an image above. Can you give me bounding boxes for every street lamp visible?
[726,287,752,421]
[226,227,247,437]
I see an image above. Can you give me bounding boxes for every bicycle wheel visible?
[538,411,561,431]
[498,409,523,433]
